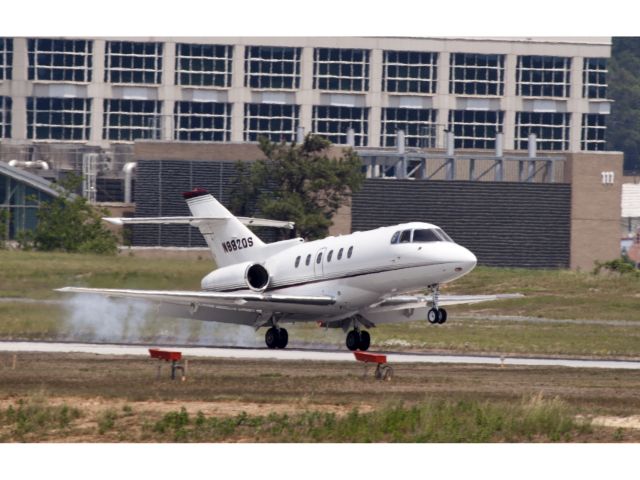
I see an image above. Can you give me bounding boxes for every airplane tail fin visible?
[183,188,265,267]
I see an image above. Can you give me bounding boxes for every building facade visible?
[0,36,612,154]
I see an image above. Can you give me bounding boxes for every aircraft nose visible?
[457,246,477,273]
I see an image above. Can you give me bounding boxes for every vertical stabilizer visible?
[183,188,265,267]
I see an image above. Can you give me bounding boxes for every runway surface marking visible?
[1,341,640,369]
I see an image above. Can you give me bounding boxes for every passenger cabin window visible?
[305,254,311,266]
[327,250,333,262]
[337,248,343,260]
[390,231,400,244]
[347,246,353,258]
[412,229,441,242]
[295,256,301,267]
[316,252,323,264]
[399,229,412,243]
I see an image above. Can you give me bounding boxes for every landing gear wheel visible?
[358,331,371,351]
[346,330,360,351]
[265,327,279,349]
[437,308,447,324]
[276,328,288,349]
[427,307,440,324]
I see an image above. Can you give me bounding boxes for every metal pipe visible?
[528,133,537,158]
[346,128,355,147]
[495,132,504,158]
[445,130,454,157]
[123,162,137,204]
[396,130,405,154]
[8,159,50,170]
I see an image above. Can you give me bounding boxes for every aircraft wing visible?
[360,293,523,325]
[55,287,335,326]
[374,293,523,310]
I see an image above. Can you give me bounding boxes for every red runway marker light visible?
[149,348,182,362]
[353,351,387,364]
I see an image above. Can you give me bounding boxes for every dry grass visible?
[0,352,639,442]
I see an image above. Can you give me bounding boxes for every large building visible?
[0,36,612,153]
[0,37,624,270]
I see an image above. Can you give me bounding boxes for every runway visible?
[2,341,640,369]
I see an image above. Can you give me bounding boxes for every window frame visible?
[347,246,354,258]
[173,101,231,142]
[27,38,92,83]
[244,46,301,90]
[175,43,233,88]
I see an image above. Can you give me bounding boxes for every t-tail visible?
[183,188,266,267]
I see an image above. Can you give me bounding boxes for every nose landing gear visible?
[427,284,447,324]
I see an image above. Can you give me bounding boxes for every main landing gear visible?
[265,327,288,349]
[346,329,370,351]
[427,284,447,325]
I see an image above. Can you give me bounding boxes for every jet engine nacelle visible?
[201,261,271,292]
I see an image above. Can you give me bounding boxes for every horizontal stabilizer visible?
[103,216,295,230]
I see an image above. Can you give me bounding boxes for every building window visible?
[515,112,570,151]
[0,96,11,138]
[581,113,607,151]
[174,101,231,142]
[381,108,437,148]
[105,41,162,84]
[312,105,368,146]
[583,58,608,99]
[383,50,437,94]
[313,48,369,92]
[0,38,13,81]
[175,43,233,87]
[448,110,504,149]
[27,38,92,82]
[449,53,504,96]
[245,46,301,89]
[26,97,91,141]
[244,103,299,142]
[103,99,161,142]
[517,56,571,97]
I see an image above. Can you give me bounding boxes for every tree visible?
[22,174,118,254]
[230,134,364,240]
[608,38,640,172]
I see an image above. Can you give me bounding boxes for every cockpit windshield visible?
[391,228,454,244]
[412,229,440,242]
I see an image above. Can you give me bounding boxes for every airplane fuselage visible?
[201,222,477,319]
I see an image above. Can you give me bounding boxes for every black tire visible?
[427,308,439,324]
[276,328,289,349]
[437,308,447,324]
[265,327,278,349]
[358,330,371,351]
[346,330,360,351]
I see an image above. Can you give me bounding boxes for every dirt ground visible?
[1,351,639,442]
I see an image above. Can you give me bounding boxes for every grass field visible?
[0,352,638,442]
[1,250,640,357]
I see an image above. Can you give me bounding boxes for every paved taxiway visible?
[1,341,640,369]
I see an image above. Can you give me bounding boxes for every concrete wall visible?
[565,151,623,270]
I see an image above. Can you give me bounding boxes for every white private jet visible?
[57,188,514,351]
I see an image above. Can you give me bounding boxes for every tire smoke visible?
[62,294,260,347]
